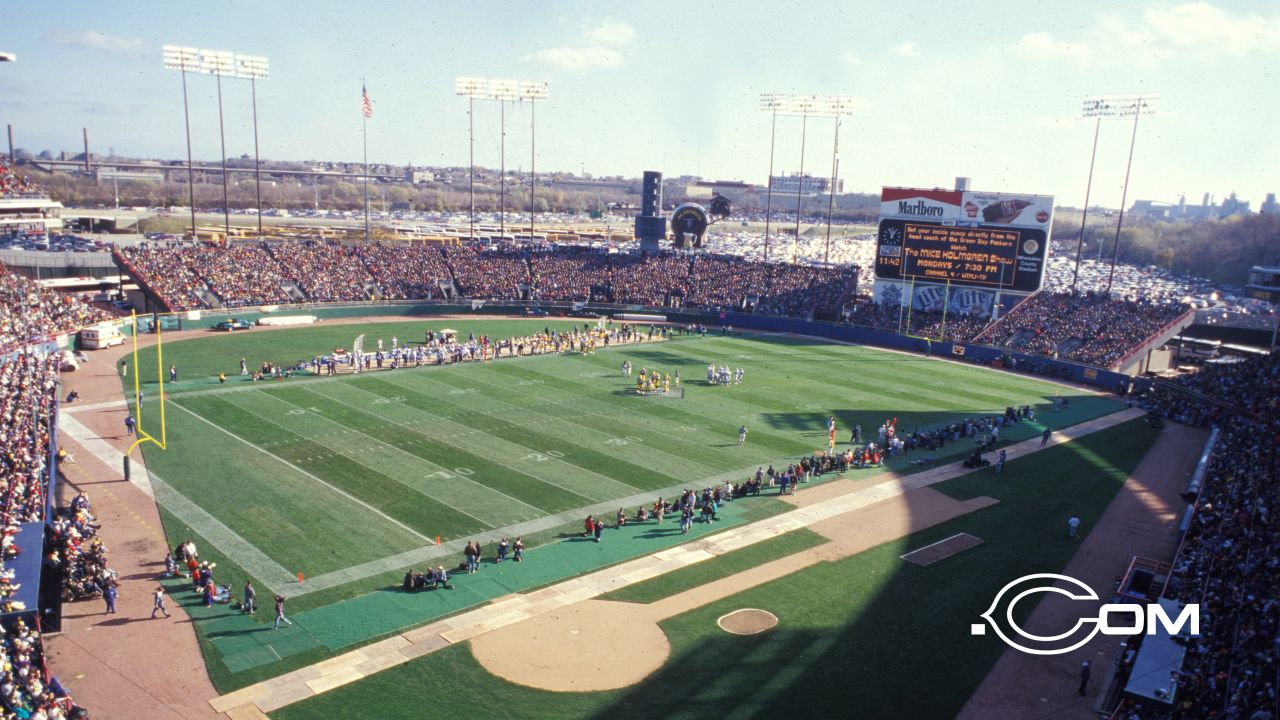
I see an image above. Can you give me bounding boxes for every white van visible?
[80,325,126,349]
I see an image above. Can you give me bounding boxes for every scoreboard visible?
[874,187,1054,294]
[874,219,1048,293]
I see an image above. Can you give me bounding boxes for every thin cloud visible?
[892,41,920,58]
[527,19,636,71]
[1143,2,1280,53]
[1010,32,1092,65]
[50,30,145,54]
[584,19,637,47]
[1100,2,1280,63]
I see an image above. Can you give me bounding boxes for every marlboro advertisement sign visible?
[874,186,1054,293]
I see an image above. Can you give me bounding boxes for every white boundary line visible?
[167,401,433,544]
[899,532,983,561]
[57,412,297,593]
[285,385,580,512]
[212,391,507,526]
[147,469,299,592]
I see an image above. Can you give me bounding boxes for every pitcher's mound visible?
[718,608,778,635]
[470,600,669,692]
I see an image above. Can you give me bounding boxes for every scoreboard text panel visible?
[875,218,1047,293]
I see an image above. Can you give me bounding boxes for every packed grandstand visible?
[113,240,1192,369]
[0,155,1275,720]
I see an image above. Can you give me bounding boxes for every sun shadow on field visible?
[578,421,1165,720]
[263,419,1166,720]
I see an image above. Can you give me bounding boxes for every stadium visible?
[2,7,1279,720]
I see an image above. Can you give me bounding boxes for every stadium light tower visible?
[823,97,855,265]
[765,95,852,263]
[199,49,235,242]
[1074,95,1155,293]
[519,80,549,243]
[233,54,270,238]
[1103,94,1158,295]
[759,94,783,263]
[456,77,487,240]
[162,45,200,238]
[487,79,519,242]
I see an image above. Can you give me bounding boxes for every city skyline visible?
[1,0,1277,207]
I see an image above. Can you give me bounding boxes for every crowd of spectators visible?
[683,255,771,309]
[528,246,611,302]
[117,242,858,317]
[1117,355,1280,720]
[267,241,373,303]
[441,245,528,299]
[0,353,58,527]
[115,245,209,310]
[976,291,1187,367]
[840,301,994,343]
[113,242,1190,370]
[354,244,454,301]
[188,244,296,308]
[47,492,114,604]
[609,253,690,306]
[0,159,40,198]
[0,615,86,719]
[0,352,90,717]
[1,264,111,352]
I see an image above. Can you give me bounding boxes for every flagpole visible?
[363,79,370,244]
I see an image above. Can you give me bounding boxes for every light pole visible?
[1106,94,1157,296]
[1074,97,1108,293]
[823,97,854,264]
[233,55,270,237]
[162,46,199,239]
[760,95,851,263]
[519,80,548,243]
[488,80,519,242]
[199,49,235,242]
[759,94,782,263]
[455,77,487,240]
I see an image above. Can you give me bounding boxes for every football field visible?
[132,319,1126,691]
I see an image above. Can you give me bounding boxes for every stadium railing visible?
[1110,306,1198,371]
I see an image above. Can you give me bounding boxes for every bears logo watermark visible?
[971,573,1199,656]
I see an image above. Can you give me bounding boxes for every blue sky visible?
[1,0,1277,207]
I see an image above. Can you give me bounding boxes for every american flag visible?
[361,84,373,118]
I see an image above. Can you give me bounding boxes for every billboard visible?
[874,187,1054,294]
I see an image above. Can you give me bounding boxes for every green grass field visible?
[267,419,1159,720]
[132,319,1128,698]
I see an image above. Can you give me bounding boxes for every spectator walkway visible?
[209,407,1144,717]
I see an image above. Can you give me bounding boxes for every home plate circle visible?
[718,608,778,635]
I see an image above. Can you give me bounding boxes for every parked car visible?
[213,318,253,331]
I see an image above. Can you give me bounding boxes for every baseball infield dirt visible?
[717,609,779,635]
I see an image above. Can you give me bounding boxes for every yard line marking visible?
[331,381,634,498]
[209,394,499,529]
[146,469,299,593]
[374,370,725,486]
[432,367,740,467]
[286,407,1146,598]
[168,401,433,544]
[284,386,570,512]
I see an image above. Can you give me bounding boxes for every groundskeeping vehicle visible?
[212,318,253,332]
